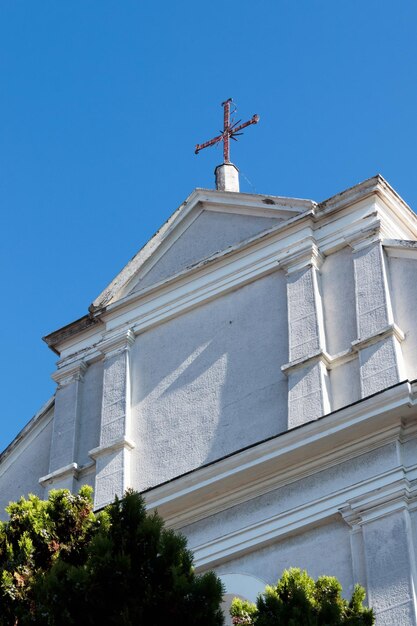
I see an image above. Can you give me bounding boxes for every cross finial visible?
[195,99,259,164]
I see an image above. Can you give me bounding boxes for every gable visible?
[130,209,282,293]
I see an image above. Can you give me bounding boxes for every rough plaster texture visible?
[330,359,361,410]
[181,443,398,549]
[100,351,129,447]
[287,267,322,361]
[389,257,417,381]
[288,361,329,426]
[362,511,417,624]
[321,248,357,355]
[76,361,103,467]
[359,336,404,397]
[94,448,126,509]
[353,243,391,340]
[130,272,288,491]
[0,416,53,518]
[213,518,354,597]
[134,211,280,291]
[49,378,82,473]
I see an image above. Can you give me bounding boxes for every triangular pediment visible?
[90,188,313,311]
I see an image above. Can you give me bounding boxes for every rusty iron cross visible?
[195,99,259,164]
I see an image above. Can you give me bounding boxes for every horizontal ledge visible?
[89,437,136,459]
[39,462,78,486]
[282,324,405,375]
[352,323,405,350]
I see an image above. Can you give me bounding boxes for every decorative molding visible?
[384,239,417,260]
[351,323,405,352]
[51,361,87,388]
[345,222,382,252]
[39,462,79,487]
[89,436,136,460]
[281,241,324,274]
[97,328,135,359]
[45,175,417,360]
[191,468,417,568]
[339,475,417,526]
[144,382,416,529]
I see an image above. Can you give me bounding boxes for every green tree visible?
[0,488,224,626]
[230,568,374,626]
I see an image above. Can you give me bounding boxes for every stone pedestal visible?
[215,163,239,192]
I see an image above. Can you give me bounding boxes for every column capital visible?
[340,476,414,527]
[51,360,87,388]
[98,328,135,360]
[345,224,382,253]
[280,241,324,275]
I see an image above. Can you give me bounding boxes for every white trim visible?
[91,188,314,311]
[384,239,417,260]
[89,436,136,460]
[0,398,54,477]
[144,382,415,528]
[39,462,78,486]
[192,469,415,568]
[51,361,87,387]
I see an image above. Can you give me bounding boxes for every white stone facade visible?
[2,175,417,624]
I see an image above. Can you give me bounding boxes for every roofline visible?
[43,314,103,356]
[43,174,417,355]
[89,187,315,314]
[0,396,55,464]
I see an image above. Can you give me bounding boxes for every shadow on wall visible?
[130,271,289,488]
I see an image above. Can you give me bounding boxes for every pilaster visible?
[341,481,417,625]
[41,360,87,491]
[350,233,405,397]
[90,329,136,509]
[281,243,331,428]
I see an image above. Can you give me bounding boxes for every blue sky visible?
[1,0,417,452]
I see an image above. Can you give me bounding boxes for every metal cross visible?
[195,98,259,164]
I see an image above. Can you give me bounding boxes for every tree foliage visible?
[230,568,374,626]
[0,487,224,626]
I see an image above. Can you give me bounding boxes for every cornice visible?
[97,328,135,359]
[192,467,416,569]
[46,176,417,360]
[144,381,417,529]
[384,239,417,260]
[51,360,87,388]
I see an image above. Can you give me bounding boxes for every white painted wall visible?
[129,271,288,491]
[135,211,281,291]
[321,247,357,355]
[214,518,354,597]
[388,256,417,381]
[0,413,53,518]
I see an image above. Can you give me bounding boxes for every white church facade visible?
[2,170,417,624]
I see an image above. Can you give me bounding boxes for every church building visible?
[2,114,417,623]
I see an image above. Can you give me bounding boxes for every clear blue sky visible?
[1,0,417,452]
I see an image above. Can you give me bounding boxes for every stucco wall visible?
[180,442,398,552]
[388,256,417,381]
[214,517,354,597]
[0,412,53,518]
[135,211,280,291]
[129,271,288,491]
[76,360,103,467]
[321,247,357,355]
